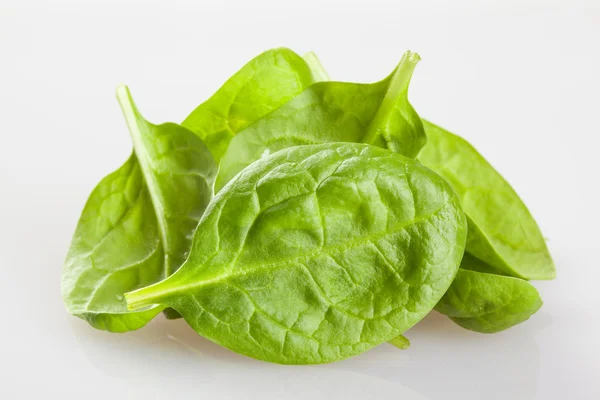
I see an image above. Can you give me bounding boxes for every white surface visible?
[1,1,599,399]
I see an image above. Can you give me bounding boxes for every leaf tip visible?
[115,84,132,105]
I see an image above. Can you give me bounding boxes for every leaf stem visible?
[362,50,420,145]
[116,85,172,275]
[388,334,411,350]
[124,280,170,311]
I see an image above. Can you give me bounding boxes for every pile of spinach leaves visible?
[61,48,555,364]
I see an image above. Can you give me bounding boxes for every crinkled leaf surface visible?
[215,51,425,189]
[418,120,555,280]
[262,53,551,337]
[126,143,467,364]
[61,87,216,332]
[182,47,314,162]
[435,254,543,333]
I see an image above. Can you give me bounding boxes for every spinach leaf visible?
[435,254,543,333]
[388,254,541,343]
[304,50,426,158]
[302,51,330,82]
[63,49,319,329]
[300,55,551,334]
[417,120,555,280]
[182,48,314,162]
[125,142,467,364]
[61,86,216,332]
[215,51,425,189]
[298,52,553,281]
[61,155,166,332]
[361,52,425,158]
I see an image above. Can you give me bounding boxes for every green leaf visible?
[435,254,543,333]
[118,86,217,276]
[361,51,425,159]
[417,120,555,280]
[61,86,216,332]
[215,51,426,190]
[302,51,330,82]
[61,155,165,332]
[182,48,314,162]
[388,335,411,350]
[125,143,467,364]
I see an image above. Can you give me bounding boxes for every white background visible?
[1,0,599,398]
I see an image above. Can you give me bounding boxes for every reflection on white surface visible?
[70,310,546,400]
[71,316,427,399]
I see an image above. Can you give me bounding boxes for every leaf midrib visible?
[117,87,171,276]
[141,201,450,303]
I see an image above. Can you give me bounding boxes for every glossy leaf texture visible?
[435,254,543,333]
[126,143,467,364]
[61,87,216,332]
[215,51,426,189]
[182,48,315,162]
[417,120,555,280]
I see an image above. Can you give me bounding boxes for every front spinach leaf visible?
[61,86,216,332]
[417,120,555,280]
[125,143,467,364]
[215,51,425,189]
[182,48,314,162]
[435,254,543,333]
[266,52,550,339]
